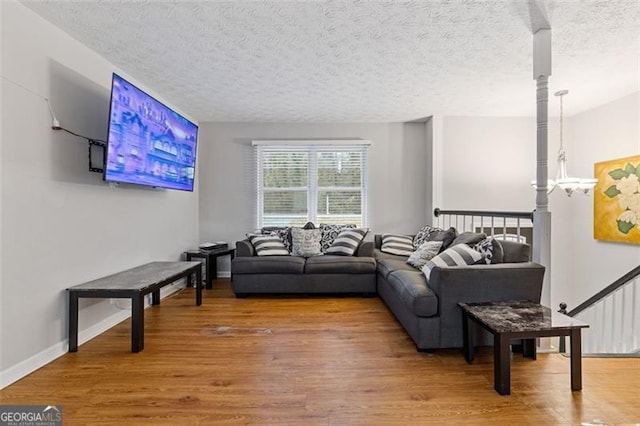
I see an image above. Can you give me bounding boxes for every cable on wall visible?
[2,74,107,173]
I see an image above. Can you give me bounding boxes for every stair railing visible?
[433,208,534,246]
[559,265,640,354]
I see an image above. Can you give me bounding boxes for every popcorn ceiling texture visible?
[22,0,640,122]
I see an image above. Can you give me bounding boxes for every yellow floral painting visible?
[594,155,640,244]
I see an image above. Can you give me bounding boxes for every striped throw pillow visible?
[381,234,415,256]
[247,234,290,256]
[421,244,484,281]
[325,228,369,256]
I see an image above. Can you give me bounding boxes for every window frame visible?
[253,140,370,228]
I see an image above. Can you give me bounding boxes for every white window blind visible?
[254,141,369,228]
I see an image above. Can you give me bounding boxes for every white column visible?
[532,29,553,349]
[429,114,444,224]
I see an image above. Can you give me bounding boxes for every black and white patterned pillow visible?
[421,244,484,281]
[325,228,368,256]
[406,241,443,269]
[271,228,292,252]
[246,234,290,256]
[413,225,440,249]
[381,234,415,256]
[473,238,504,264]
[319,223,356,253]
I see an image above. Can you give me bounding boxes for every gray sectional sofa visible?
[232,239,377,296]
[230,226,545,352]
[374,235,545,350]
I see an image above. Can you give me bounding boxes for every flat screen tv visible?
[104,73,198,191]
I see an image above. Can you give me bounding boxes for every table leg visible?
[152,290,161,305]
[185,253,195,288]
[462,311,474,364]
[196,267,202,306]
[494,333,511,395]
[131,294,144,352]
[230,251,235,282]
[68,292,79,352]
[206,254,215,290]
[570,329,583,391]
[523,338,537,360]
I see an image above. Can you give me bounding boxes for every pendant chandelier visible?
[532,89,598,196]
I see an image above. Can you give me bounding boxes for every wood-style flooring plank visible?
[1,279,638,425]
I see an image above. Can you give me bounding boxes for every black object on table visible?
[459,300,589,395]
[184,247,235,289]
[67,261,202,353]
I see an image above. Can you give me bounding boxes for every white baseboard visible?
[0,309,130,389]
[0,283,186,390]
[217,270,231,278]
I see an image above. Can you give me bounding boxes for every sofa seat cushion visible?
[232,256,305,275]
[387,270,438,317]
[305,255,376,274]
[377,258,416,279]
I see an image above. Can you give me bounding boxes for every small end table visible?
[184,247,235,289]
[459,300,589,395]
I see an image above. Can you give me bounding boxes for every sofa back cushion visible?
[499,240,531,263]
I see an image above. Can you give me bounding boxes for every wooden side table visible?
[184,247,235,289]
[459,300,589,395]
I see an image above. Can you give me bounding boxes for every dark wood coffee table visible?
[459,300,589,395]
[67,261,202,353]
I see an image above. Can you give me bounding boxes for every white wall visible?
[437,97,640,313]
[440,116,538,211]
[0,2,199,387]
[552,93,640,310]
[198,121,430,273]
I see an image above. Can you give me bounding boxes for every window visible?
[254,140,369,228]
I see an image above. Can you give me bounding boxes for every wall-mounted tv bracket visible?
[88,139,105,173]
[50,124,107,174]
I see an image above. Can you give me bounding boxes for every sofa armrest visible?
[235,240,256,257]
[428,262,545,346]
[356,241,374,257]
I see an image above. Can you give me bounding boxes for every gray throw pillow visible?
[406,241,443,269]
[451,232,487,247]
[291,228,322,257]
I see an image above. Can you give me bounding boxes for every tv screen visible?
[104,73,198,191]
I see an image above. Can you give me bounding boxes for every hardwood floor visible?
[2,279,639,425]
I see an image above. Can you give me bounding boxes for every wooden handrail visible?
[558,265,640,354]
[433,208,534,221]
[562,265,640,317]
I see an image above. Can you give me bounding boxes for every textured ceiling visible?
[21,0,640,122]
